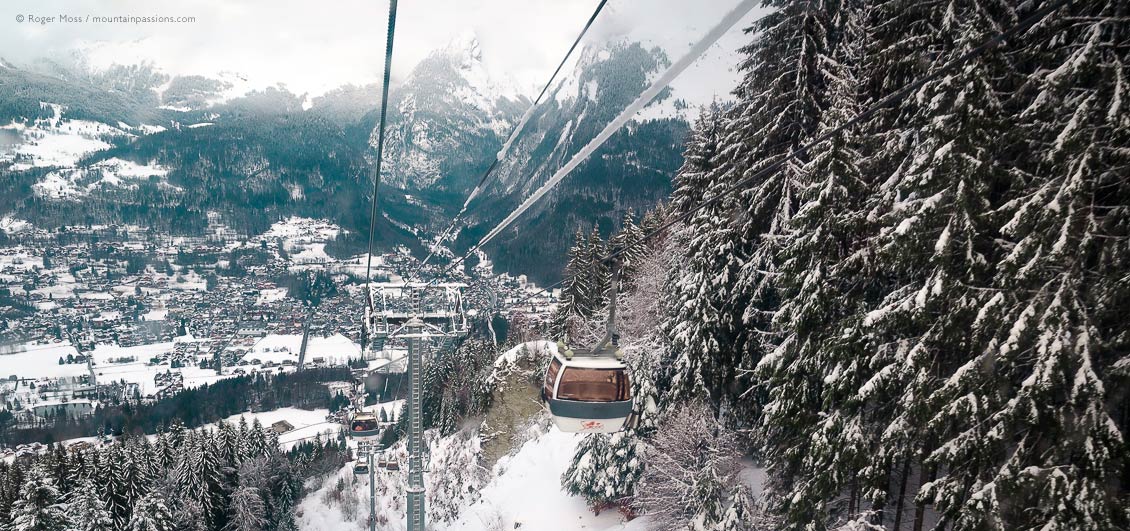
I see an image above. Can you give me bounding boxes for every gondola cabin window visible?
[557,367,630,402]
[544,357,563,398]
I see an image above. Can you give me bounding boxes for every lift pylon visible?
[363,281,468,531]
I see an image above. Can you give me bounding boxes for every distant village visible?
[0,214,557,453]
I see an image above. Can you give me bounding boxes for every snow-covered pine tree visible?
[174,430,224,528]
[2,464,26,522]
[237,416,252,462]
[609,209,645,286]
[102,442,132,528]
[661,104,731,407]
[560,433,620,510]
[6,464,71,531]
[583,227,611,316]
[755,0,875,526]
[126,493,174,531]
[722,0,836,424]
[198,431,227,529]
[122,437,155,516]
[153,430,176,473]
[915,2,1130,528]
[670,103,724,215]
[855,0,1028,528]
[217,420,241,472]
[67,479,114,531]
[248,419,270,457]
[552,230,592,339]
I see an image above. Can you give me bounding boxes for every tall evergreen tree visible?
[561,433,621,509]
[126,493,174,531]
[553,230,591,339]
[662,105,733,406]
[6,464,70,531]
[756,0,874,526]
[918,2,1130,528]
[67,479,114,531]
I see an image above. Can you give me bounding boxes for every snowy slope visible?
[446,428,650,531]
[295,424,650,531]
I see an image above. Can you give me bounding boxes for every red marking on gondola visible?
[581,420,604,430]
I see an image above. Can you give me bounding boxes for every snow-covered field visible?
[0,342,87,380]
[241,333,361,366]
[260,217,347,271]
[263,217,342,243]
[0,104,123,172]
[209,407,338,450]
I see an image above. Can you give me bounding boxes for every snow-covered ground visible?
[0,216,31,234]
[296,421,657,531]
[0,104,124,172]
[446,428,649,531]
[263,217,342,243]
[0,342,87,380]
[260,217,347,271]
[241,333,361,366]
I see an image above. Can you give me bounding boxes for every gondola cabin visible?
[353,462,369,475]
[543,350,632,433]
[349,412,381,439]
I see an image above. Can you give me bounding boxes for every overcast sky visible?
[2,0,764,101]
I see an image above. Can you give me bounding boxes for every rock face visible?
[378,35,529,191]
[479,341,554,469]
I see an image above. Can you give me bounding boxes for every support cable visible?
[439,0,760,280]
[364,0,400,303]
[413,0,611,277]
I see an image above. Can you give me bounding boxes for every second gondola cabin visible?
[543,349,632,433]
[349,412,381,439]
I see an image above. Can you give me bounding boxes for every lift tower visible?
[365,282,468,531]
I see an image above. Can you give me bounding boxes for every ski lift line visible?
[364,0,400,293]
[440,0,761,278]
[508,0,1073,310]
[413,0,612,277]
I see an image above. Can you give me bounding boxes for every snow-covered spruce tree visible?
[913,3,1130,529]
[754,0,875,526]
[670,103,724,215]
[0,463,24,525]
[122,437,155,516]
[583,227,611,315]
[6,464,71,531]
[723,0,837,424]
[661,104,730,406]
[840,0,1023,528]
[553,230,594,339]
[561,433,624,511]
[102,441,132,528]
[609,209,646,287]
[126,492,175,531]
[67,479,115,531]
